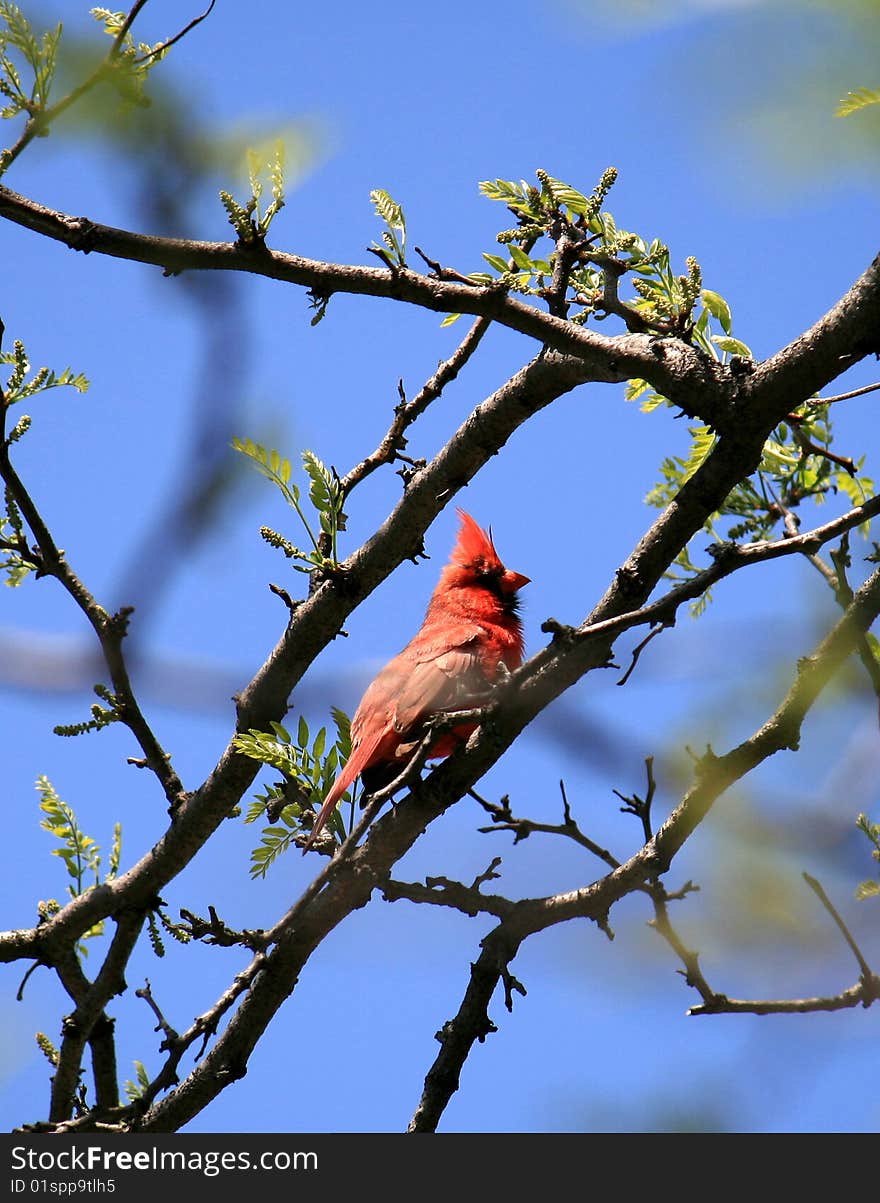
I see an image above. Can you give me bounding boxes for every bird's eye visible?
[476,562,503,587]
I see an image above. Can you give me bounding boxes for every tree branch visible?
[339,316,491,502]
[407,927,520,1132]
[47,911,143,1122]
[0,182,744,428]
[0,433,185,807]
[681,873,880,1017]
[1,2,214,175]
[382,860,515,921]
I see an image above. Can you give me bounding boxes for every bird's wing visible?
[391,623,489,733]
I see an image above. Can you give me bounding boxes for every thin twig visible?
[689,984,880,1015]
[786,415,856,475]
[472,785,621,870]
[810,381,880,407]
[0,437,184,804]
[339,316,491,501]
[532,493,880,669]
[802,872,874,981]
[136,979,179,1044]
[414,245,483,288]
[134,0,217,64]
[49,912,143,1121]
[617,622,670,686]
[2,1,150,173]
[586,252,672,334]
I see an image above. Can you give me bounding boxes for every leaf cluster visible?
[462,169,714,337]
[36,775,122,950]
[0,337,89,584]
[2,338,89,408]
[90,7,169,109]
[145,906,192,959]
[0,485,35,585]
[53,683,124,738]
[0,5,173,176]
[124,1060,150,1103]
[219,139,286,244]
[232,437,344,575]
[836,87,880,117]
[370,188,407,266]
[0,2,60,123]
[451,167,876,614]
[646,400,874,611]
[233,709,352,876]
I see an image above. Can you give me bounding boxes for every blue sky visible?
[1,0,878,1132]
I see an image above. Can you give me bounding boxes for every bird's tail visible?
[301,729,385,853]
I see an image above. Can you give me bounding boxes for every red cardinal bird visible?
[303,509,529,851]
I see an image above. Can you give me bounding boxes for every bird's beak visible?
[501,570,530,593]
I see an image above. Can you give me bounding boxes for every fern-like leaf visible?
[837,87,880,117]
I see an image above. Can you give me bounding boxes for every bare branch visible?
[408,927,520,1132]
[48,912,143,1121]
[802,873,875,982]
[382,862,515,921]
[681,874,880,1018]
[0,432,184,806]
[811,381,880,406]
[473,785,621,871]
[134,1,217,65]
[339,316,491,501]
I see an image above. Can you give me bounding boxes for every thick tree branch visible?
[0,182,742,426]
[407,928,520,1133]
[47,910,142,1122]
[746,251,880,421]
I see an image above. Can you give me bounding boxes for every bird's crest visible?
[450,508,501,572]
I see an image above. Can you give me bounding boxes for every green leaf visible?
[700,289,732,334]
[507,244,534,271]
[712,335,752,358]
[312,726,326,761]
[478,178,540,218]
[35,775,115,925]
[540,174,590,215]
[482,252,510,274]
[370,187,405,232]
[625,378,649,401]
[124,1061,151,1103]
[332,706,352,762]
[369,188,406,263]
[639,393,670,414]
[301,450,342,545]
[836,87,880,117]
[1,338,89,404]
